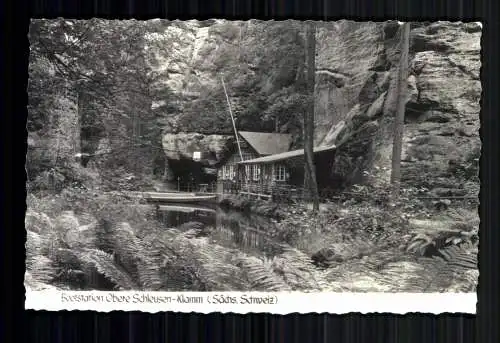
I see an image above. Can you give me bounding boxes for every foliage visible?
[25,19,479,292]
[176,20,307,136]
[28,19,166,192]
[219,195,286,218]
[447,143,480,182]
[331,121,380,187]
[404,229,478,292]
[26,189,478,292]
[27,19,317,196]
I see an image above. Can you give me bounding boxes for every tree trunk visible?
[304,22,320,212]
[390,22,411,196]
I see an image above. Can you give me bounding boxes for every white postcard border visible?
[25,291,477,314]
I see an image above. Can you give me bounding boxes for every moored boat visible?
[142,192,217,204]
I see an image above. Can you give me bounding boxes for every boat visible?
[157,204,217,214]
[142,192,217,204]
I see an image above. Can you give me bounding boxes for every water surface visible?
[154,204,284,258]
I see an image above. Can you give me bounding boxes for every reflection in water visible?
[155,204,217,227]
[154,204,283,257]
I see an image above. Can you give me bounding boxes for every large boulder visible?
[161,132,234,166]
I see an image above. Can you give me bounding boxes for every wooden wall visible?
[217,137,337,194]
[218,146,258,181]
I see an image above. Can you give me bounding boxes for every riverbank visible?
[216,191,478,282]
[218,194,288,219]
[217,194,335,219]
[25,185,478,292]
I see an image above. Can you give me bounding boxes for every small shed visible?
[217,131,293,184]
[236,145,337,194]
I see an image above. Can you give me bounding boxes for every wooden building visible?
[217,131,337,196]
[237,145,337,195]
[217,131,293,192]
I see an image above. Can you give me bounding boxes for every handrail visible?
[210,179,478,204]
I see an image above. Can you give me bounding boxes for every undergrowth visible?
[25,186,478,292]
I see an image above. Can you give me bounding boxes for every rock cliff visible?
[316,21,481,193]
[28,19,480,194]
[146,20,480,194]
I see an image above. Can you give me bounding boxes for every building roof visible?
[238,131,293,156]
[237,145,336,165]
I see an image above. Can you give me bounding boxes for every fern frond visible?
[108,222,143,262]
[54,211,80,236]
[25,271,58,291]
[406,233,435,255]
[135,263,165,290]
[137,230,187,290]
[321,260,383,292]
[445,269,478,292]
[64,222,99,250]
[418,256,458,292]
[51,247,83,268]
[375,260,432,292]
[180,228,204,239]
[446,208,480,227]
[406,226,478,258]
[74,248,139,290]
[27,255,56,285]
[26,230,44,264]
[25,210,54,233]
[373,242,477,292]
[181,237,244,291]
[26,229,58,285]
[95,221,160,288]
[439,245,478,269]
[272,245,326,291]
[139,229,242,291]
[236,254,291,291]
[436,244,478,292]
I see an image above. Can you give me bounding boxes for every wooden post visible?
[221,77,244,163]
[304,21,320,211]
[259,164,265,194]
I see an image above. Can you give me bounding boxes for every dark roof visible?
[237,145,336,165]
[238,131,293,156]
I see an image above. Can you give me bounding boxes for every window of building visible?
[253,165,261,181]
[245,165,252,180]
[274,164,287,181]
[223,165,231,180]
[228,165,235,179]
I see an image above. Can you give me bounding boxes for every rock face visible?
[147,20,480,194]
[144,20,204,116]
[315,21,480,194]
[162,132,234,166]
[315,21,387,146]
[144,20,305,136]
[27,80,81,179]
[399,22,481,193]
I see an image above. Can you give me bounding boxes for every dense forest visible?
[27,19,312,191]
[26,19,480,292]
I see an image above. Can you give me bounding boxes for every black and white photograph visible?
[25,19,480,294]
